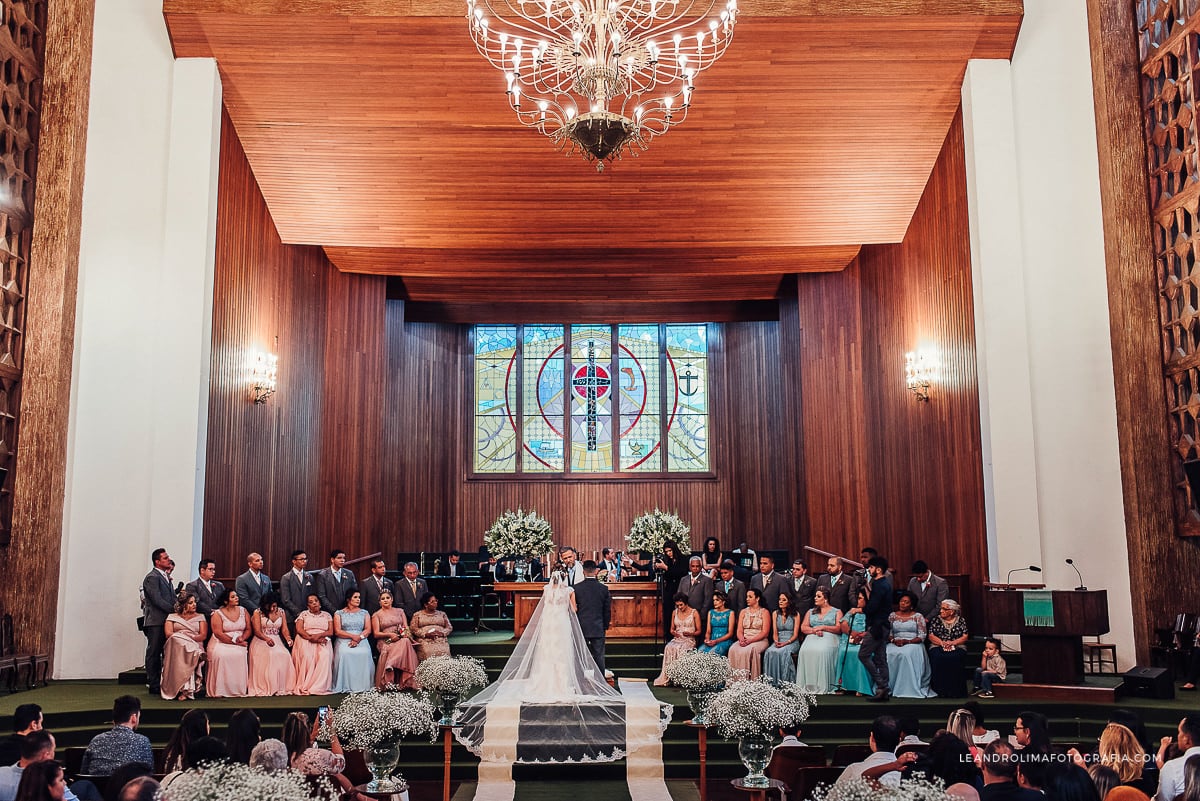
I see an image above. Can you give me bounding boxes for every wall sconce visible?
[248,350,278,404]
[905,347,939,402]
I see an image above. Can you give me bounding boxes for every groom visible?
[573,560,611,676]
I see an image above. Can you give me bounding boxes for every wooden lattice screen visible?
[0,0,45,545]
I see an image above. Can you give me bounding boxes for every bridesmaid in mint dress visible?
[332,591,376,693]
[835,588,874,696]
[762,593,801,684]
[698,591,735,656]
[795,588,843,693]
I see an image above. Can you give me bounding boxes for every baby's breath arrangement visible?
[808,775,953,801]
[415,654,489,696]
[705,677,815,740]
[626,508,691,555]
[158,760,331,801]
[333,689,438,749]
[483,508,555,559]
[665,650,731,690]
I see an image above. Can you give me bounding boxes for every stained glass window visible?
[472,323,712,475]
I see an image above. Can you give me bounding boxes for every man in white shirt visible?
[832,716,902,790]
[898,716,927,747]
[774,724,808,749]
[1156,715,1200,801]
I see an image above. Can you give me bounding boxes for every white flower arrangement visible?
[626,508,691,556]
[415,654,489,696]
[704,677,815,740]
[808,775,953,801]
[665,650,732,691]
[484,508,555,559]
[333,689,438,750]
[158,760,331,801]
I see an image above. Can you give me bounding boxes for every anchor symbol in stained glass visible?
[570,339,611,451]
[679,366,700,397]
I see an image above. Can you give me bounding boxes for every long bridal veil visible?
[453,574,670,763]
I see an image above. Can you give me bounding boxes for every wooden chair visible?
[831,743,872,767]
[790,766,844,801]
[1083,636,1117,675]
[767,745,828,795]
[896,742,929,757]
[62,746,86,780]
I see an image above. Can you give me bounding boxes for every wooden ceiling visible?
[164,0,1022,316]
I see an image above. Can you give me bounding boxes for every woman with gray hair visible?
[928,599,969,697]
[248,739,289,772]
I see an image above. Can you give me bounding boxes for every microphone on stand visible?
[1065,558,1087,591]
[1005,565,1042,586]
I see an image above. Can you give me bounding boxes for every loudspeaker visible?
[1122,665,1174,700]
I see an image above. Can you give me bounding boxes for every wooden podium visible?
[495,581,660,637]
[981,588,1109,685]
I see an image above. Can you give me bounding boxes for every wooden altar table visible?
[494,581,660,637]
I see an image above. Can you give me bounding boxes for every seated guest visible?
[909,732,982,800]
[161,709,209,773]
[0,732,81,801]
[947,709,982,760]
[161,593,207,701]
[224,709,260,765]
[763,592,801,685]
[831,715,902,790]
[898,716,927,747]
[291,593,334,695]
[158,737,227,792]
[281,712,368,801]
[698,590,735,656]
[700,538,724,577]
[80,696,153,776]
[1069,723,1152,796]
[10,759,67,801]
[775,724,808,749]
[114,777,158,801]
[1155,715,1200,801]
[1014,711,1051,755]
[0,705,42,767]
[1087,765,1121,801]
[248,739,288,773]
[654,593,700,687]
[206,589,250,698]
[372,590,418,690]
[248,592,296,696]
[974,638,1007,698]
[332,590,375,693]
[886,591,934,698]
[411,593,453,662]
[963,701,1000,745]
[101,765,151,801]
[728,587,771,680]
[1040,764,1101,801]
[980,740,1043,801]
[928,600,969,697]
[836,588,875,697]
[795,589,842,692]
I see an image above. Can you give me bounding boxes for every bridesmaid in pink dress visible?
[728,587,772,680]
[291,593,334,695]
[653,594,701,686]
[207,589,249,697]
[371,590,418,690]
[248,592,296,696]
[161,594,207,700]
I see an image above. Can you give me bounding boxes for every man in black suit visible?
[142,548,175,695]
[279,550,313,622]
[437,550,464,577]
[396,562,428,619]
[185,557,224,617]
[715,560,747,615]
[572,561,611,675]
[816,556,857,613]
[316,548,358,615]
[361,558,395,615]
[749,555,786,612]
[858,555,893,701]
[785,559,817,621]
[677,556,713,632]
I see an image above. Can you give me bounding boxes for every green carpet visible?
[451,780,700,801]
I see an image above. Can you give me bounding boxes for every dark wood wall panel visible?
[798,110,987,592]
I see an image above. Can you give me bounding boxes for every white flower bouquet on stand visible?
[626,508,691,557]
[706,678,815,789]
[159,760,331,801]
[415,654,490,724]
[484,508,555,581]
[334,690,438,791]
[665,650,732,725]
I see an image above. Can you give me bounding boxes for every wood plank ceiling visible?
[163,0,1021,316]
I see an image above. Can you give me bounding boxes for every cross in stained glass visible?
[571,338,611,452]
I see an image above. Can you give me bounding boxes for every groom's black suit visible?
[572,577,611,674]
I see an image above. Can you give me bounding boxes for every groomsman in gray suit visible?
[185,558,224,617]
[280,550,313,622]
[677,556,714,629]
[907,561,949,621]
[235,552,272,613]
[396,562,428,619]
[316,549,359,615]
[142,548,176,695]
[572,561,611,675]
[816,556,857,613]
[361,558,395,615]
[785,559,818,621]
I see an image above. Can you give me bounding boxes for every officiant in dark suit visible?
[573,561,611,674]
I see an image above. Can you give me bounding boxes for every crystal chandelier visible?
[465,0,740,170]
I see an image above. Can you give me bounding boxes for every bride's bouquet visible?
[626,508,691,556]
[484,508,555,559]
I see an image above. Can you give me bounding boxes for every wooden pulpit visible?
[981,588,1109,685]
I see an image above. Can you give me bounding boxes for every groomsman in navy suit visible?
[235,552,272,613]
[316,549,359,615]
[142,548,176,695]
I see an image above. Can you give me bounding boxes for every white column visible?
[56,0,220,678]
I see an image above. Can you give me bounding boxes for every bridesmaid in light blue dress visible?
[698,591,735,656]
[763,593,801,684]
[795,589,843,693]
[886,592,934,698]
[835,588,875,696]
[332,591,376,693]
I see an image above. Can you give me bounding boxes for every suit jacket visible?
[235,570,273,613]
[361,574,396,615]
[316,567,359,615]
[715,577,747,615]
[280,569,314,620]
[677,573,714,622]
[749,571,786,612]
[816,571,857,613]
[863,574,893,634]
[784,574,818,620]
[185,578,225,617]
[907,574,950,620]
[561,562,585,587]
[436,560,465,577]
[396,576,429,619]
[142,569,176,626]
[573,578,611,639]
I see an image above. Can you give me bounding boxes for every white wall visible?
[962,0,1135,668]
[56,0,220,679]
